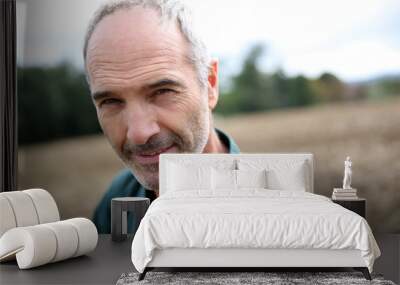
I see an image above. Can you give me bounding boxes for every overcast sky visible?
[17,0,400,82]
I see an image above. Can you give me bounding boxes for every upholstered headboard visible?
[159,153,314,195]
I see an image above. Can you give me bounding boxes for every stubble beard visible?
[108,102,210,191]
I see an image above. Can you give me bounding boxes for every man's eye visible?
[153,88,176,96]
[100,98,121,107]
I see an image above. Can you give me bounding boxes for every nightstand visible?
[111,197,150,242]
[332,198,366,218]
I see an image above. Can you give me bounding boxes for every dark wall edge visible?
[0,0,18,192]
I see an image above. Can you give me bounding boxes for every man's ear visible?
[207,58,219,110]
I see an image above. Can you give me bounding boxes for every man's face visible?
[86,8,217,191]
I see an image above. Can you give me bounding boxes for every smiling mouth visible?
[139,144,174,156]
[134,144,176,164]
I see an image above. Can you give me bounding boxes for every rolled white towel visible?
[0,218,98,269]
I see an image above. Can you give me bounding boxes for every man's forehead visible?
[85,7,195,91]
[86,7,190,62]
[91,75,186,101]
[94,69,184,90]
[88,44,186,67]
[87,45,193,93]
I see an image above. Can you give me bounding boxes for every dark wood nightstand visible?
[332,198,366,218]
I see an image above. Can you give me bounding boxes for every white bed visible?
[131,153,380,280]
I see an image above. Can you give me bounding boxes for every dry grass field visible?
[18,97,400,233]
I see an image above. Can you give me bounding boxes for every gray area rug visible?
[116,271,396,285]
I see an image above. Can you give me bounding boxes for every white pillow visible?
[236,169,268,189]
[212,168,237,190]
[167,163,212,191]
[238,159,308,191]
[267,163,307,191]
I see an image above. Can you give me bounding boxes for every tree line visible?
[216,44,399,114]
[18,64,101,145]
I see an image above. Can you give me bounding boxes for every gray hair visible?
[83,0,210,89]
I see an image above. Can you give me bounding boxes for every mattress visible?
[131,189,381,273]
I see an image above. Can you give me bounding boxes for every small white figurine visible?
[343,156,352,189]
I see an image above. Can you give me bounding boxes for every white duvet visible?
[131,189,380,273]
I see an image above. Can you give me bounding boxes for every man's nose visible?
[125,103,160,145]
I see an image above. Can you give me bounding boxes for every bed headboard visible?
[159,153,314,195]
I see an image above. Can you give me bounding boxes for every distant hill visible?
[349,73,400,85]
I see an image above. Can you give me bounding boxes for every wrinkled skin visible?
[86,7,224,193]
